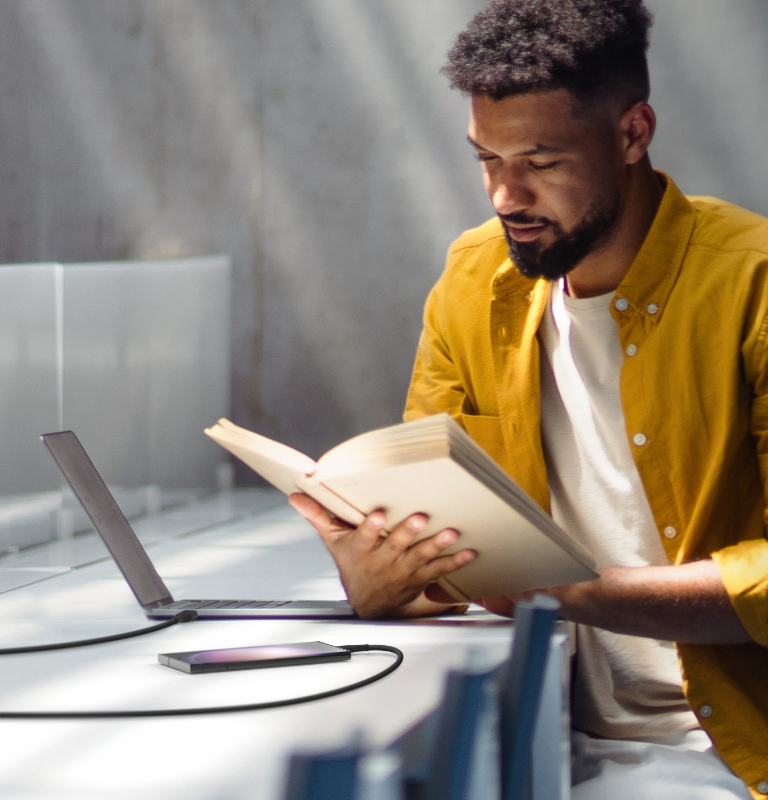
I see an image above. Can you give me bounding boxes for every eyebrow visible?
[466,135,564,157]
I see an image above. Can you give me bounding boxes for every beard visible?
[500,187,621,281]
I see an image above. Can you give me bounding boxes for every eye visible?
[474,152,499,163]
[529,160,560,171]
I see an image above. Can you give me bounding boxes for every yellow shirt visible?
[405,175,768,796]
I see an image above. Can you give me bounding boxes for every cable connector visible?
[339,644,371,653]
[0,609,199,655]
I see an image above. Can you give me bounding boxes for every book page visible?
[205,420,365,526]
[317,414,451,473]
[205,419,317,494]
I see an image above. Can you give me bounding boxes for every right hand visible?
[287,493,477,619]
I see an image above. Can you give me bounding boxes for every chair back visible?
[283,746,360,800]
[499,594,561,800]
[422,663,496,800]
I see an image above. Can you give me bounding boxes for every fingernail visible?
[459,549,476,563]
[369,512,386,528]
[409,515,428,532]
[438,530,458,546]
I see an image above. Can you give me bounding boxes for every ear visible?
[619,101,656,165]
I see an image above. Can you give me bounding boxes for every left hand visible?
[424,585,544,616]
[476,591,541,617]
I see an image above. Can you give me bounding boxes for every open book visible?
[204,414,597,602]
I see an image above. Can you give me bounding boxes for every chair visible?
[415,594,560,800]
[283,745,361,800]
[499,594,561,800]
[422,658,497,800]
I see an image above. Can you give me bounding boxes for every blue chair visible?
[285,594,560,800]
[415,594,559,800]
[283,745,361,800]
[499,594,561,800]
[421,660,496,800]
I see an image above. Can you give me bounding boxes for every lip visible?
[505,223,548,242]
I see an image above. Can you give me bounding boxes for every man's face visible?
[468,90,625,281]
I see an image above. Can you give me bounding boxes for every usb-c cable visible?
[0,613,403,718]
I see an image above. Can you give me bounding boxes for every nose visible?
[489,167,536,216]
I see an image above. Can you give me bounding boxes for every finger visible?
[400,527,460,568]
[424,583,460,605]
[288,493,349,538]
[380,513,430,555]
[415,548,477,585]
[352,510,389,553]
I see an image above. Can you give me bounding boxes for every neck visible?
[565,159,664,299]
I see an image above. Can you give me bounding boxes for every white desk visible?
[0,489,569,800]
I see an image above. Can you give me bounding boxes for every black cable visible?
[0,610,200,654]
[0,644,403,719]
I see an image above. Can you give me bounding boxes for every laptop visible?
[41,430,355,619]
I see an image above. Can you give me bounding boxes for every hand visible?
[288,493,477,619]
[474,591,539,618]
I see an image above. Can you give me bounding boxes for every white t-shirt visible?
[538,278,700,740]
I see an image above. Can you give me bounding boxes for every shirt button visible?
[633,433,647,446]
[647,303,659,314]
[700,704,713,718]
[626,344,637,356]
[757,781,768,794]
[615,298,628,311]
[663,526,677,539]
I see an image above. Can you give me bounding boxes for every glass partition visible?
[0,264,63,551]
[0,256,232,553]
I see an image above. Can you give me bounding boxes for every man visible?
[290,1,768,796]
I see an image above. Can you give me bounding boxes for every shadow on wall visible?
[2,0,766,471]
[1,0,491,471]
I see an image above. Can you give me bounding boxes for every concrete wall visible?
[1,0,766,478]
[646,0,768,215]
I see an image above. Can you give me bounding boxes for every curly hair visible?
[443,0,653,107]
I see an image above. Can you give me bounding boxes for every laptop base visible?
[146,599,356,619]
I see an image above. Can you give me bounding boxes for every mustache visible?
[498,211,552,227]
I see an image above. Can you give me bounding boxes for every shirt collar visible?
[491,171,698,322]
[614,172,697,324]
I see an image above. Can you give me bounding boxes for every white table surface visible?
[0,489,516,800]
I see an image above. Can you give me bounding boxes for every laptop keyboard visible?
[164,600,346,610]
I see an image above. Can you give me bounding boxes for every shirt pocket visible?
[459,395,511,474]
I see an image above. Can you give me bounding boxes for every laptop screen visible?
[42,431,173,610]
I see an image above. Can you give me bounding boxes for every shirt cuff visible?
[712,538,768,646]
